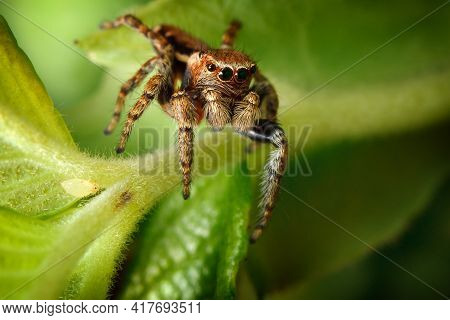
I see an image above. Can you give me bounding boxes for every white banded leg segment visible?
[239,119,288,242]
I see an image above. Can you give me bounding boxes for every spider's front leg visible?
[115,51,174,153]
[116,71,172,153]
[101,14,175,152]
[239,119,288,243]
[171,91,198,199]
[104,56,158,135]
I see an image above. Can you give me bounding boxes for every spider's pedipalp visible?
[203,90,232,130]
[232,91,261,131]
[239,119,288,243]
[104,56,158,135]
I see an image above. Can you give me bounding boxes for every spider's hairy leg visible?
[245,72,279,153]
[104,57,158,135]
[221,20,242,49]
[171,91,197,199]
[239,119,288,243]
[100,14,170,54]
[232,91,261,132]
[251,72,279,122]
[115,74,163,153]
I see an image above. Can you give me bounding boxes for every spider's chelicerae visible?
[100,15,288,242]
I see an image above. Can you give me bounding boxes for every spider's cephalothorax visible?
[100,15,287,242]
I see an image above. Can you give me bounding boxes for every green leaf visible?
[0,16,74,148]
[0,13,80,216]
[120,164,251,299]
[0,16,125,298]
[0,16,177,299]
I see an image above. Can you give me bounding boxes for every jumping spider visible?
[100,15,288,242]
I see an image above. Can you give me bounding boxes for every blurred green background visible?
[1,0,449,299]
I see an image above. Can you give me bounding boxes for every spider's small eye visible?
[207,63,216,72]
[236,68,249,82]
[250,65,257,74]
[198,51,204,58]
[218,67,233,81]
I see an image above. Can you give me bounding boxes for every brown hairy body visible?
[100,15,287,242]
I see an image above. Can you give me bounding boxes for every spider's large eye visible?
[218,67,233,81]
[206,63,216,72]
[236,68,249,82]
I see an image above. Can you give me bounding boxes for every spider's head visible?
[187,49,256,96]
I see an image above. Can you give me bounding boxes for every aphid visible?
[100,15,288,242]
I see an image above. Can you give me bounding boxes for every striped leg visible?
[116,69,171,153]
[104,57,158,135]
[171,91,197,200]
[102,14,175,153]
[220,20,242,49]
[100,14,171,54]
[239,119,288,243]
